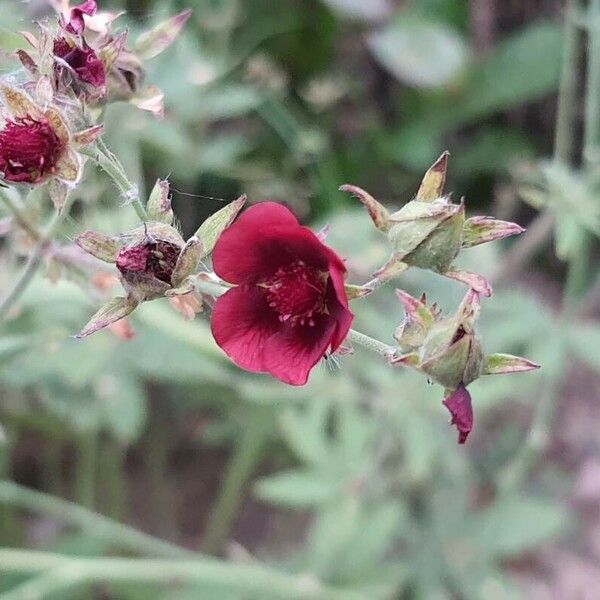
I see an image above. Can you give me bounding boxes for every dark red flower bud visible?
[54,38,106,89]
[116,240,181,284]
[65,0,97,35]
[442,384,473,444]
[0,116,65,184]
[211,202,354,386]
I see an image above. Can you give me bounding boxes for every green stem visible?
[348,329,396,358]
[84,142,147,222]
[499,1,598,493]
[99,440,125,521]
[202,406,272,554]
[0,480,192,558]
[0,549,363,600]
[0,194,76,323]
[0,190,41,242]
[554,0,581,164]
[75,431,98,510]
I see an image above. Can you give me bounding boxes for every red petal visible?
[262,315,337,385]
[442,384,473,444]
[325,267,353,351]
[211,285,281,373]
[214,220,345,285]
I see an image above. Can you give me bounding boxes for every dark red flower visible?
[0,116,65,184]
[116,240,181,284]
[211,202,354,385]
[442,384,473,444]
[65,0,97,35]
[54,38,106,89]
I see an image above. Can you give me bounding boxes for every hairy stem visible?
[348,329,396,358]
[83,141,147,222]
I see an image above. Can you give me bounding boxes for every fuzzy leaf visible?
[76,231,121,263]
[416,151,448,201]
[134,9,192,60]
[339,184,390,231]
[77,297,138,338]
[483,353,540,375]
[462,216,525,249]
[146,179,173,224]
[195,195,247,259]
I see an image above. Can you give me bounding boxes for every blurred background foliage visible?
[1,0,600,598]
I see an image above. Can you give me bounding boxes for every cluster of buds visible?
[392,289,538,443]
[74,179,245,337]
[16,0,190,116]
[341,153,539,442]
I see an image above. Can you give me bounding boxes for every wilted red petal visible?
[442,384,473,444]
[66,0,97,35]
[211,285,282,373]
[54,38,106,88]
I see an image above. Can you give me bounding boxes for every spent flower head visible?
[0,83,100,204]
[75,182,245,337]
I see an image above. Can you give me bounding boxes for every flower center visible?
[116,240,181,284]
[0,116,65,184]
[263,260,328,326]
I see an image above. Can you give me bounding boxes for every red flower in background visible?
[211,202,353,385]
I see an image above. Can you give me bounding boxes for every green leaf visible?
[369,16,469,88]
[195,196,246,259]
[471,496,567,558]
[254,470,340,508]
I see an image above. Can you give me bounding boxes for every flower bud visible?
[393,290,438,351]
[387,196,465,273]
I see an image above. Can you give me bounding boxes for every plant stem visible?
[0,480,192,558]
[0,549,362,600]
[0,194,76,323]
[554,0,581,164]
[75,430,98,510]
[84,142,147,222]
[0,190,41,242]
[348,329,396,358]
[202,405,273,554]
